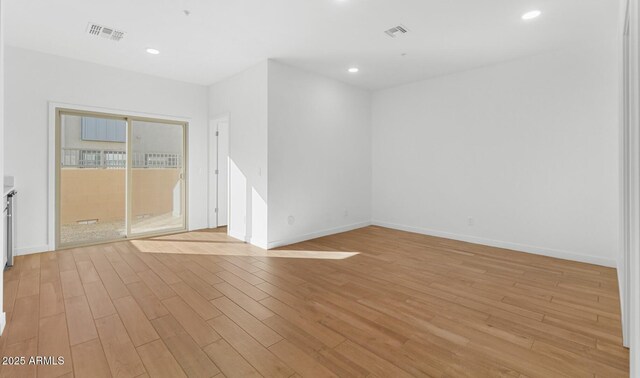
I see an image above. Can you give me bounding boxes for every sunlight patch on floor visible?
[147,234,241,243]
[129,239,359,259]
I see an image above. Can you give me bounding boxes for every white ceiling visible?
[5,0,621,90]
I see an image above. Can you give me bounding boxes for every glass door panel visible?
[58,113,127,246]
[129,120,185,235]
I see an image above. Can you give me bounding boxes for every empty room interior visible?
[0,0,639,377]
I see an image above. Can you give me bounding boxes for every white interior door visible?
[208,118,229,229]
[208,122,217,228]
[217,121,229,227]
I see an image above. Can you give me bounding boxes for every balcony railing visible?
[61,148,182,168]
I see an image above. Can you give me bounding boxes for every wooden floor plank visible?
[151,315,221,377]
[37,313,73,378]
[16,271,39,299]
[211,296,282,347]
[0,337,38,378]
[215,282,274,320]
[65,295,99,346]
[259,296,345,348]
[216,270,270,301]
[76,260,101,284]
[137,254,182,285]
[162,296,221,347]
[137,339,187,378]
[96,266,131,300]
[334,339,414,378]
[57,252,76,272]
[127,281,170,320]
[71,339,112,378]
[3,279,19,314]
[60,269,85,299]
[208,315,294,378]
[83,280,117,319]
[95,314,147,378]
[139,270,176,300]
[113,296,160,347]
[39,280,65,319]
[170,281,222,320]
[269,339,338,377]
[6,295,40,346]
[175,269,224,300]
[203,339,261,378]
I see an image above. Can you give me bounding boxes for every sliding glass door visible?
[129,120,186,236]
[56,109,187,248]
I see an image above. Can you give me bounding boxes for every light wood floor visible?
[0,226,629,377]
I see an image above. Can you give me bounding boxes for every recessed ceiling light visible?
[348,67,359,73]
[146,48,160,55]
[521,10,541,20]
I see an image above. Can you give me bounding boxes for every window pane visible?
[59,114,126,245]
[130,120,185,234]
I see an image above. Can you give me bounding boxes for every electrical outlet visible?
[467,216,474,226]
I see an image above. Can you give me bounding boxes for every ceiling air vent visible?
[384,25,409,38]
[86,22,125,41]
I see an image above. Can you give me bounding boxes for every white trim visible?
[621,0,639,373]
[0,312,6,336]
[47,101,191,252]
[372,220,617,268]
[248,238,268,250]
[267,221,372,249]
[624,0,640,374]
[620,0,633,349]
[228,230,248,244]
[15,245,50,256]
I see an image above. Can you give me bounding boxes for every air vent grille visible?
[86,22,125,41]
[88,24,102,36]
[384,25,409,38]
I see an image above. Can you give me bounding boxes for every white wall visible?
[4,47,209,254]
[372,42,620,267]
[209,62,269,248]
[267,61,371,248]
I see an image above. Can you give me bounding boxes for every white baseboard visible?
[0,312,6,336]
[267,221,372,249]
[618,261,629,348]
[189,222,209,232]
[249,239,269,250]
[372,220,617,268]
[228,230,248,242]
[15,245,50,256]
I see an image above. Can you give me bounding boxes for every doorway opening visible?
[56,108,188,248]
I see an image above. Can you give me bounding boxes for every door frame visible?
[49,103,190,250]
[620,0,639,363]
[208,115,230,229]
